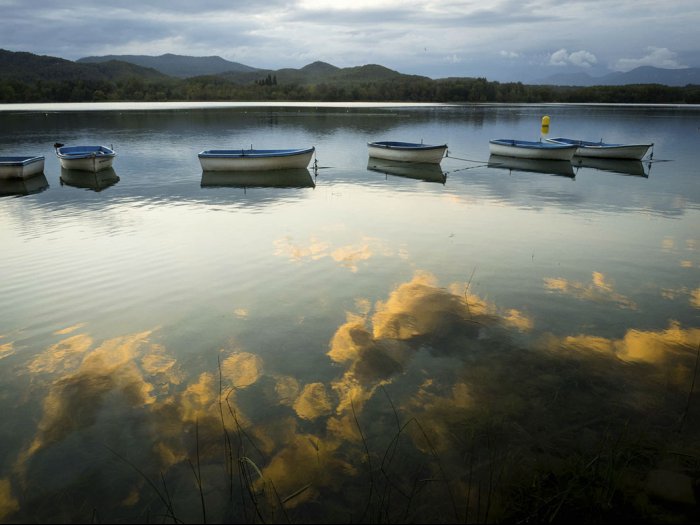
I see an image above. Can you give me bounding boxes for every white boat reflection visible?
[488,154,575,178]
[573,157,650,178]
[60,167,121,191]
[367,158,447,184]
[201,168,316,189]
[0,173,49,196]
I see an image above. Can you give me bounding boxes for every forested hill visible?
[1,49,699,104]
[0,49,166,82]
[77,53,259,78]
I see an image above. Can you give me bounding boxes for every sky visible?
[1,0,699,82]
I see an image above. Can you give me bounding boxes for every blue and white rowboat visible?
[198,147,315,171]
[55,145,116,172]
[0,156,45,179]
[545,137,653,160]
[489,139,577,161]
[367,141,448,164]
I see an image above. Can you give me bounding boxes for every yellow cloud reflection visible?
[221,351,263,388]
[274,235,330,262]
[0,342,13,360]
[27,333,93,375]
[293,382,333,420]
[0,478,19,521]
[53,323,86,335]
[692,288,700,308]
[544,271,637,309]
[274,235,392,272]
[556,321,700,369]
[233,308,249,319]
[24,331,157,458]
[327,271,532,419]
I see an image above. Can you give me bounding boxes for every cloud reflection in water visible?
[3,271,699,522]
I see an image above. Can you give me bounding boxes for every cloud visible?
[613,47,687,72]
[500,50,520,59]
[549,48,598,68]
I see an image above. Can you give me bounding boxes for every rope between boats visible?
[445,150,488,164]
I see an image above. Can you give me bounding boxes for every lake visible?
[0,102,699,523]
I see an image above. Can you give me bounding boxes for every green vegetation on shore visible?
[2,75,699,104]
[1,49,699,104]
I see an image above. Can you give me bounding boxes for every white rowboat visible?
[0,156,45,179]
[367,141,448,164]
[198,147,315,171]
[545,137,653,160]
[489,139,577,161]
[55,145,116,172]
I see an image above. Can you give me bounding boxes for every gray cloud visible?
[0,0,698,81]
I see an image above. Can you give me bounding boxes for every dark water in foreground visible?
[0,102,699,523]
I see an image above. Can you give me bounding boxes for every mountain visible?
[0,49,166,82]
[215,61,429,85]
[78,53,259,78]
[533,66,700,86]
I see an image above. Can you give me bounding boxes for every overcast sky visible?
[2,0,699,81]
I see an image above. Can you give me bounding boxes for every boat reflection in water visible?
[366,158,447,184]
[573,156,650,178]
[487,154,575,178]
[200,168,316,190]
[60,167,121,192]
[0,173,49,197]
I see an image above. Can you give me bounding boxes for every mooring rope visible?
[445,149,489,164]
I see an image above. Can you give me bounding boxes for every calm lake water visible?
[0,102,699,523]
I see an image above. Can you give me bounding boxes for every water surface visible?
[0,102,699,523]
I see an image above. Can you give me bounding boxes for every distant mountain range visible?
[2,49,699,88]
[78,53,429,85]
[533,66,700,87]
[0,49,426,86]
[0,49,166,82]
[76,53,700,87]
[77,53,258,78]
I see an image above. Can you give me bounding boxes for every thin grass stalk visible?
[678,341,700,433]
[269,479,292,524]
[464,443,474,523]
[104,444,181,524]
[159,471,178,524]
[225,392,268,522]
[351,397,375,523]
[402,460,426,523]
[378,386,404,518]
[239,456,267,523]
[411,418,460,521]
[217,355,235,499]
[187,419,206,524]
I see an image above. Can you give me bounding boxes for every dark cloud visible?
[0,0,698,80]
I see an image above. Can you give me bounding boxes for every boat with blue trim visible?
[54,144,116,172]
[367,141,448,164]
[198,147,315,171]
[489,139,577,161]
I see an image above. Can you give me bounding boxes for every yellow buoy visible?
[541,115,550,135]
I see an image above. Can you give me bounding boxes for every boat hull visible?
[201,168,315,188]
[198,148,314,171]
[56,146,116,173]
[367,142,447,164]
[489,140,577,161]
[0,156,45,179]
[60,168,121,191]
[0,173,49,196]
[573,157,648,177]
[367,158,446,183]
[571,144,651,160]
[488,154,575,178]
[546,138,652,160]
